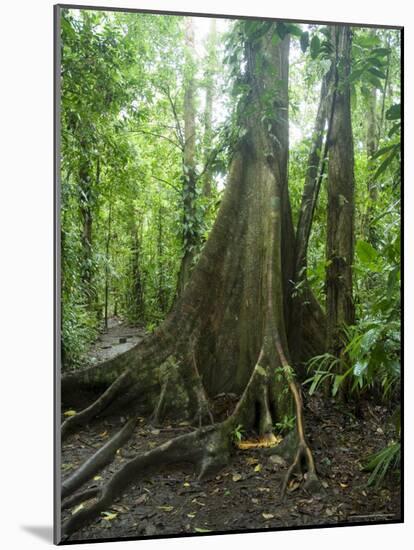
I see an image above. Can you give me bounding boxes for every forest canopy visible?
[58,8,401,542]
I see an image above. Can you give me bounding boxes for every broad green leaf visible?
[310,35,320,59]
[368,67,386,79]
[286,24,303,37]
[386,104,401,120]
[332,374,344,396]
[356,240,379,266]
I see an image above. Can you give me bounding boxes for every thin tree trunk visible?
[366,85,378,244]
[157,201,167,313]
[326,26,355,357]
[130,214,144,324]
[289,67,334,363]
[104,201,112,330]
[379,34,391,143]
[177,18,198,294]
[79,154,97,314]
[202,19,217,198]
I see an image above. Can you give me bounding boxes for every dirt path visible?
[84,317,146,367]
[61,393,401,542]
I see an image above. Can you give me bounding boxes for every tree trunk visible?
[364,30,379,245]
[104,201,112,330]
[60,25,323,539]
[157,201,167,313]
[177,18,198,294]
[289,66,334,364]
[326,26,355,357]
[129,213,145,324]
[366,86,378,244]
[78,155,95,309]
[202,19,217,198]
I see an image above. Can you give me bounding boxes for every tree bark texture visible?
[326,26,356,356]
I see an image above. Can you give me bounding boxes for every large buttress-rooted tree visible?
[60,24,322,539]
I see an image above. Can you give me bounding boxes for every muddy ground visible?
[61,322,401,542]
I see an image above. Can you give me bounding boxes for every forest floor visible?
[61,321,401,542]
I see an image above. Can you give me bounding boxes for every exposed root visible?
[62,418,137,499]
[62,349,272,538]
[189,346,214,426]
[177,345,214,427]
[150,371,170,426]
[274,332,321,497]
[61,370,132,440]
[62,488,99,511]
[61,342,321,539]
[61,424,231,539]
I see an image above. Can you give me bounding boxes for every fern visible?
[364,441,400,487]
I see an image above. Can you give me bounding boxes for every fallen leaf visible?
[339,482,348,489]
[183,482,190,487]
[93,475,102,481]
[246,457,259,465]
[187,513,196,518]
[252,498,259,504]
[237,434,282,450]
[232,473,242,482]
[158,505,174,512]
[112,504,129,513]
[99,430,108,438]
[254,464,262,473]
[71,503,84,515]
[262,513,274,520]
[101,511,118,521]
[63,410,77,417]
[194,527,212,533]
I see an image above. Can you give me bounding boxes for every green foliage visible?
[59,11,401,431]
[305,312,400,400]
[372,103,401,183]
[62,300,97,368]
[274,415,296,434]
[351,31,389,92]
[364,441,400,487]
[232,424,245,443]
[304,353,346,397]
